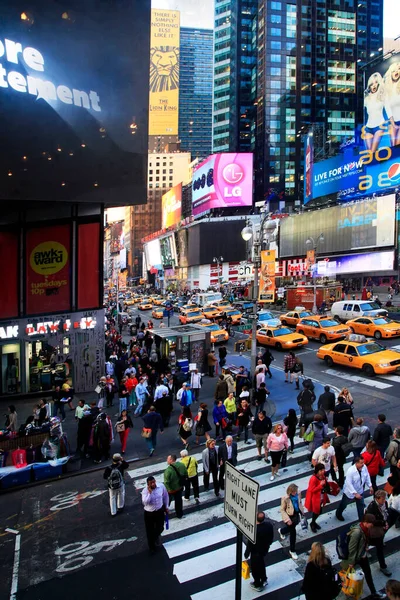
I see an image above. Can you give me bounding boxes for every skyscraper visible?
[256,0,384,205]
[212,0,258,153]
[212,0,384,206]
[179,28,213,159]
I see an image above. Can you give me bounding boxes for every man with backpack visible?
[103,453,129,517]
[338,513,386,599]
[164,454,188,519]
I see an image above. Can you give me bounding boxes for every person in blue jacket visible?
[213,399,228,440]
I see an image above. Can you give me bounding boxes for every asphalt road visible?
[1,305,400,599]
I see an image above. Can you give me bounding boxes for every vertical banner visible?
[0,231,19,319]
[118,271,127,291]
[78,222,100,310]
[26,225,71,315]
[304,132,314,204]
[305,248,315,274]
[259,250,276,303]
[149,9,180,136]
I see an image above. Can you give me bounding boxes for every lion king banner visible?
[149,9,180,136]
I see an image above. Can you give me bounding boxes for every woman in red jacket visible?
[361,439,385,493]
[304,463,329,533]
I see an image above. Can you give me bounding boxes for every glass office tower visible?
[179,28,213,159]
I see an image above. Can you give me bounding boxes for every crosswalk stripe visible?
[381,373,400,383]
[322,368,393,389]
[150,434,399,600]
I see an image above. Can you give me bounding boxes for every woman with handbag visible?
[304,463,329,533]
[362,439,386,493]
[115,409,133,455]
[178,406,193,450]
[278,483,304,560]
[266,424,289,481]
[302,542,341,600]
[365,489,393,576]
[195,403,212,444]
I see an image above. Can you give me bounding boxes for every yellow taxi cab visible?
[316,334,400,376]
[151,297,164,306]
[200,322,229,343]
[210,300,233,312]
[179,303,198,314]
[202,306,221,319]
[280,308,313,327]
[138,298,153,310]
[152,307,164,319]
[346,316,400,340]
[296,316,351,344]
[125,299,136,306]
[223,309,242,324]
[179,310,203,324]
[256,326,308,350]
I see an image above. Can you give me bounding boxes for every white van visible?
[190,292,223,307]
[331,300,388,322]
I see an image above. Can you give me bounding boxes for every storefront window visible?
[27,338,73,393]
[1,343,21,394]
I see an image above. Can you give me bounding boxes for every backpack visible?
[183,418,193,432]
[303,378,315,391]
[108,466,123,490]
[336,526,352,560]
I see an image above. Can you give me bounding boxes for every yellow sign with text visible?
[259,250,276,303]
[149,9,180,136]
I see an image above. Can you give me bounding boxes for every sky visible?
[152,0,398,43]
[384,0,399,40]
[151,0,214,29]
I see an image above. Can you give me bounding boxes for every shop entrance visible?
[1,343,21,395]
[26,338,73,393]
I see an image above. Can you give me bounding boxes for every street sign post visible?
[163,305,174,327]
[224,463,260,600]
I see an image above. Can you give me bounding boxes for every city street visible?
[1,305,400,600]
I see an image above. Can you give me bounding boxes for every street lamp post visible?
[305,233,324,314]
[241,215,275,395]
[213,256,224,291]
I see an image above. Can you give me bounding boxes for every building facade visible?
[255,0,384,205]
[212,0,258,154]
[129,152,192,279]
[179,28,213,159]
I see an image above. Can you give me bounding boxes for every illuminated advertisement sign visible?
[362,53,400,151]
[317,251,394,276]
[192,153,253,217]
[162,183,182,228]
[145,239,162,269]
[149,9,180,136]
[259,250,276,303]
[280,195,396,258]
[305,153,364,203]
[110,222,124,255]
[304,133,314,204]
[0,0,150,205]
[26,224,71,315]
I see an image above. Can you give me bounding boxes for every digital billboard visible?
[149,9,180,136]
[145,239,162,269]
[162,183,182,229]
[280,195,396,258]
[317,251,394,276]
[362,53,400,152]
[26,224,71,315]
[0,0,150,205]
[192,153,253,217]
[304,133,314,204]
[176,228,188,267]
[110,222,124,255]
[305,152,364,204]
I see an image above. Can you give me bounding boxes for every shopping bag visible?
[281,449,287,468]
[328,481,340,496]
[242,560,250,580]
[141,427,152,439]
[301,516,308,530]
[303,427,315,443]
[340,567,364,600]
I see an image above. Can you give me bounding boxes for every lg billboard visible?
[192,153,253,217]
[0,0,150,205]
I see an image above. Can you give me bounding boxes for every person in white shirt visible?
[256,367,265,390]
[336,456,374,522]
[154,383,169,400]
[190,369,202,402]
[312,437,337,475]
[142,476,169,554]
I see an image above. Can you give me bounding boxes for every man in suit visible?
[219,435,238,490]
[244,512,274,592]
